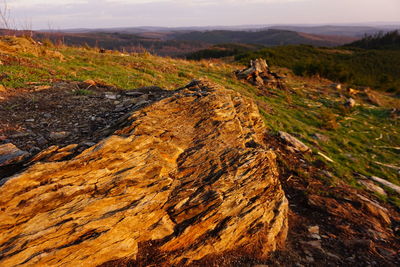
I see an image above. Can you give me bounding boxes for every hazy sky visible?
[6,0,400,29]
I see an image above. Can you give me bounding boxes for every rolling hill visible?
[171,29,357,47]
[6,28,359,57]
[268,25,398,37]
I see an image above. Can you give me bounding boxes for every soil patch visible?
[0,81,170,153]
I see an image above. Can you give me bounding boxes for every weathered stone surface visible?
[312,133,329,143]
[235,58,286,89]
[0,143,29,167]
[49,131,71,140]
[369,176,400,195]
[358,179,387,196]
[27,145,60,163]
[331,83,342,90]
[278,131,311,153]
[344,97,356,108]
[0,80,288,266]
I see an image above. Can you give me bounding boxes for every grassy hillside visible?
[0,37,399,207]
[0,37,243,92]
[235,45,400,93]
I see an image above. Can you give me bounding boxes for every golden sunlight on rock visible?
[0,80,288,266]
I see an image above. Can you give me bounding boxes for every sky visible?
[4,0,400,30]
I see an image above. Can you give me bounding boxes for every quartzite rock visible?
[358,179,387,196]
[49,131,71,140]
[345,97,356,108]
[0,143,29,167]
[235,58,286,89]
[278,131,311,153]
[0,80,288,266]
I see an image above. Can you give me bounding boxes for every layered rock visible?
[235,58,286,89]
[0,80,288,266]
[0,143,29,167]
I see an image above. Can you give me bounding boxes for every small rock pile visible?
[235,58,286,89]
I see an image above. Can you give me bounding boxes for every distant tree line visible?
[185,43,263,60]
[347,30,400,50]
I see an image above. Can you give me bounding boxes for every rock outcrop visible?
[0,80,288,266]
[0,143,29,167]
[235,59,286,89]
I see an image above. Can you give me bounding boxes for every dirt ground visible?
[261,134,400,267]
[0,81,170,153]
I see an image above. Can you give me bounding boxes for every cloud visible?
[7,0,400,29]
[105,0,308,7]
[9,0,304,7]
[9,0,88,8]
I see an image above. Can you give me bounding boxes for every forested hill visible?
[347,30,400,50]
[172,29,356,47]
